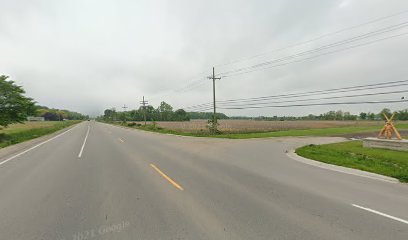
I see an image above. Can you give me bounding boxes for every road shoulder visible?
[0,123,81,161]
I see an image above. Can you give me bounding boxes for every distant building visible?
[27,116,45,121]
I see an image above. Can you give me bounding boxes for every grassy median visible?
[0,121,81,148]
[296,141,408,182]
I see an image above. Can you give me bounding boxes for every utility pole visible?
[122,104,128,122]
[208,67,221,132]
[111,107,116,121]
[140,96,148,125]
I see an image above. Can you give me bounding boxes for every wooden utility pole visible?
[140,96,148,125]
[208,67,221,132]
[122,104,128,122]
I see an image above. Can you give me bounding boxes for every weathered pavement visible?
[0,121,407,239]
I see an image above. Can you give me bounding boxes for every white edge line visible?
[0,124,79,166]
[78,126,91,158]
[352,204,408,225]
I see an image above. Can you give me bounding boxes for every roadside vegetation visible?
[98,100,408,139]
[213,123,408,139]
[0,121,80,148]
[296,141,408,182]
[104,120,408,139]
[0,75,86,148]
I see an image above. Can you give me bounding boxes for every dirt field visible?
[132,120,399,133]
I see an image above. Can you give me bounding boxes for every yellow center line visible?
[150,164,184,191]
[118,138,125,143]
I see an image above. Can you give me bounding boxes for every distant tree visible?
[0,75,35,127]
[342,112,357,120]
[367,112,376,120]
[335,110,343,120]
[359,112,367,120]
[143,105,157,121]
[379,108,392,120]
[43,112,59,121]
[187,112,229,120]
[128,109,142,121]
[35,107,87,121]
[104,108,116,121]
[396,109,408,120]
[174,109,189,121]
[157,101,173,121]
[320,111,335,120]
[119,112,127,122]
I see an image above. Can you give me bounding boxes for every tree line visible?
[34,106,88,121]
[100,101,230,122]
[231,108,408,121]
[0,75,87,128]
[100,102,190,122]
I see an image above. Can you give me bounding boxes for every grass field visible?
[131,120,387,133]
[0,121,81,148]
[296,141,408,182]
[118,120,408,139]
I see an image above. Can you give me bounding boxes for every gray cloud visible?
[1,0,408,117]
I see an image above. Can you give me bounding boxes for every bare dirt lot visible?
[134,120,394,133]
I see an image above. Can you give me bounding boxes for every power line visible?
[153,11,408,105]
[215,10,408,68]
[218,99,408,110]
[221,31,408,78]
[214,89,408,107]
[184,79,408,110]
[156,12,408,109]
[149,71,209,101]
[219,22,408,77]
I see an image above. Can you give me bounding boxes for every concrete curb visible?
[286,150,399,184]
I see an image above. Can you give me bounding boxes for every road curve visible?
[0,121,407,239]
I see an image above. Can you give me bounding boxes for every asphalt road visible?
[0,121,407,240]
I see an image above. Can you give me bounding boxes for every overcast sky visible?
[1,0,408,117]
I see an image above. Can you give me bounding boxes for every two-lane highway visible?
[0,121,407,239]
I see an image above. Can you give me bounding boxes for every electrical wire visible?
[219,22,408,77]
[215,10,408,68]
[221,32,408,78]
[184,79,408,110]
[218,99,408,110]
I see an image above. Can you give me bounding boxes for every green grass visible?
[110,122,408,139]
[296,141,408,182]
[0,121,81,148]
[214,123,408,139]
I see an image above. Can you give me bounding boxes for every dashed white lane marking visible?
[352,204,408,225]
[0,125,78,166]
[78,125,91,158]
